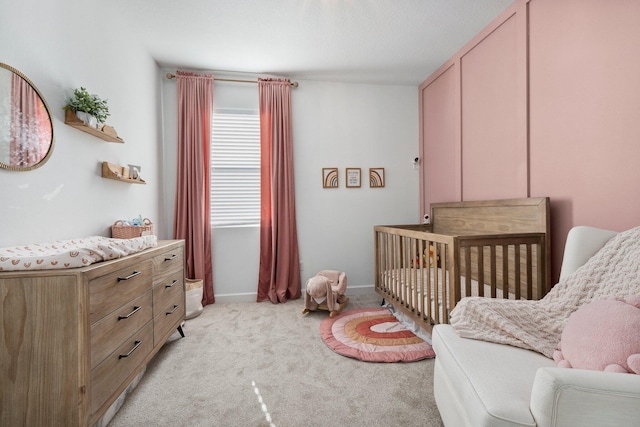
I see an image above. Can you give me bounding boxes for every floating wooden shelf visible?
[65,110,124,143]
[101,161,146,184]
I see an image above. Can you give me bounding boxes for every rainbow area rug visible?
[320,307,435,362]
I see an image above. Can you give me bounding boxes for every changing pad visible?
[0,235,158,271]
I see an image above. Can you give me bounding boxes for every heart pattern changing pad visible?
[0,235,158,271]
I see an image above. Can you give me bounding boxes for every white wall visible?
[2,1,418,301]
[0,1,163,246]
[293,80,419,291]
[161,74,419,300]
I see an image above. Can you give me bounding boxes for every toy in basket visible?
[111,217,155,238]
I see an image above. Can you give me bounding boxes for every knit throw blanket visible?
[450,226,640,358]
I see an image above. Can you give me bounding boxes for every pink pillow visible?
[553,296,640,374]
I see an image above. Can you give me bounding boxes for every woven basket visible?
[111,218,154,238]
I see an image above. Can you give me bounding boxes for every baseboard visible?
[345,285,376,295]
[213,285,375,304]
[215,292,257,303]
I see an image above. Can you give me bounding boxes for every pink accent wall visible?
[419,0,640,282]
[461,12,527,200]
[529,0,640,280]
[419,63,461,212]
[419,1,528,214]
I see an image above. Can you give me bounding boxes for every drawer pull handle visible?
[165,279,179,289]
[118,306,141,320]
[164,254,178,262]
[117,271,141,281]
[119,340,142,359]
[166,304,179,315]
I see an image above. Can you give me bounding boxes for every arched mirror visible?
[0,63,54,171]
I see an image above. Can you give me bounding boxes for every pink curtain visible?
[174,71,215,305]
[257,78,301,303]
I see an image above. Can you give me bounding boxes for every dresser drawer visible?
[91,321,153,415]
[90,290,153,369]
[152,247,183,286]
[90,260,152,324]
[154,294,185,345]
[153,270,184,314]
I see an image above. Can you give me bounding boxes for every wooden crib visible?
[374,197,550,333]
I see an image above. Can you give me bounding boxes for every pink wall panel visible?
[419,0,639,283]
[419,64,461,215]
[460,13,528,200]
[529,0,640,280]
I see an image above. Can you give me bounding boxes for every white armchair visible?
[530,365,640,426]
[432,226,640,427]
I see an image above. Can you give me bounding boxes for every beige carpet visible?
[108,292,444,427]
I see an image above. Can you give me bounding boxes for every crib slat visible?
[446,239,460,323]
[502,245,509,298]
[392,234,399,300]
[477,247,485,297]
[427,242,432,321]
[436,242,440,324]
[526,243,533,299]
[490,246,497,298]
[536,239,545,299]
[514,244,521,299]
[403,236,410,307]
[418,241,423,318]
[464,246,472,297]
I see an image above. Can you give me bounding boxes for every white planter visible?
[75,111,100,129]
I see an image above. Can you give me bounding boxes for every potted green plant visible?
[63,87,110,129]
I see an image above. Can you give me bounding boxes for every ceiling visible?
[111,0,513,86]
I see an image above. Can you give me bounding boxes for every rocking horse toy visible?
[302,270,349,318]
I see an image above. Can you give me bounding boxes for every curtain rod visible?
[165,73,299,87]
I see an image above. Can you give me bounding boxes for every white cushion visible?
[559,226,617,280]
[432,324,555,427]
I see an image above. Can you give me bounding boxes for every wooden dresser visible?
[0,240,186,426]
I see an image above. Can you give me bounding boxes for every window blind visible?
[210,110,260,227]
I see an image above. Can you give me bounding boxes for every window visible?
[210,109,260,227]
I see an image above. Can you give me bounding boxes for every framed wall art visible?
[322,167,339,188]
[369,167,385,188]
[346,168,361,188]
